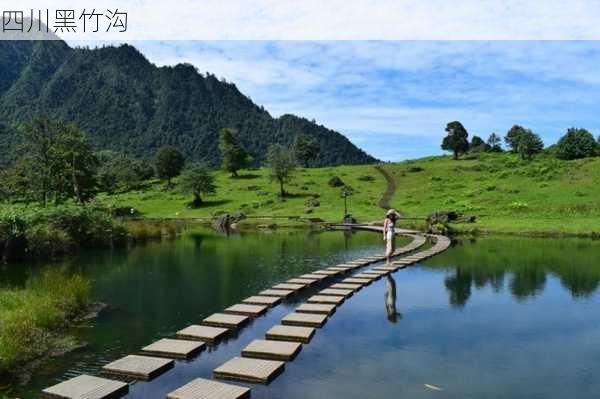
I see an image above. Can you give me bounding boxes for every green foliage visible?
[154,146,185,186]
[515,130,544,160]
[178,163,217,208]
[328,176,345,187]
[5,116,98,204]
[487,133,503,152]
[441,121,469,159]
[96,151,154,193]
[266,144,296,197]
[0,269,90,374]
[556,128,598,160]
[294,134,320,167]
[218,128,252,177]
[470,135,487,152]
[0,41,376,168]
[504,125,527,152]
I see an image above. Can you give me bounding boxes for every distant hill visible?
[0,40,377,167]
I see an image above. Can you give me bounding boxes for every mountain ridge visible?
[0,41,377,167]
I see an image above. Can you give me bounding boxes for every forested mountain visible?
[0,40,376,167]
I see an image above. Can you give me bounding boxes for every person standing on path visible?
[383,208,401,264]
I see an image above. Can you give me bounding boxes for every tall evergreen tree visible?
[441,121,469,159]
[218,128,252,177]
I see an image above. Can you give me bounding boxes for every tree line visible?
[0,116,321,207]
[441,121,600,161]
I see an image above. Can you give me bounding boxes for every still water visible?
[3,228,600,398]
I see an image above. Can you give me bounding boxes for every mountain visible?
[0,40,377,167]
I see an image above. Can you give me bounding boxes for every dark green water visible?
[2,229,600,398]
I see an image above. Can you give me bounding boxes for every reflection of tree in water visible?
[444,268,472,307]
[509,266,546,300]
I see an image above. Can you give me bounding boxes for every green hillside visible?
[93,152,599,236]
[0,40,376,167]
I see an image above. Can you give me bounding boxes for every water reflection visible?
[384,275,402,322]
[428,237,600,307]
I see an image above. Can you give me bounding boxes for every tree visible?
[516,130,544,160]
[441,121,469,159]
[487,133,503,152]
[555,128,598,160]
[294,134,320,167]
[504,125,527,152]
[16,116,98,204]
[469,135,488,152]
[154,146,185,186]
[266,144,296,197]
[178,163,216,208]
[218,128,253,177]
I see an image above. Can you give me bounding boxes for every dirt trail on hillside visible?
[374,165,396,210]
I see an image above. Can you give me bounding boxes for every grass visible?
[385,152,600,235]
[0,269,90,376]
[99,165,386,223]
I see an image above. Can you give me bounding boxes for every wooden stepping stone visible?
[296,303,336,315]
[167,378,250,399]
[266,325,315,343]
[343,277,371,285]
[363,270,388,276]
[214,357,284,384]
[282,312,327,328]
[202,313,249,329]
[141,338,205,359]
[243,295,281,307]
[330,283,362,291]
[307,295,345,305]
[41,375,128,399]
[259,289,294,298]
[103,354,173,380]
[373,265,398,271]
[299,273,329,281]
[354,273,381,281]
[224,304,268,317]
[287,278,318,285]
[327,266,352,272]
[320,288,353,297]
[176,325,228,343]
[242,339,302,361]
[312,270,339,276]
[272,283,305,291]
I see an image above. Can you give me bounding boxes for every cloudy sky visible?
[101,41,596,161]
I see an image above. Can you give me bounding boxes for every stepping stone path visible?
[176,325,228,343]
[41,375,128,399]
[102,354,174,380]
[43,231,454,399]
[242,339,302,361]
[142,338,205,359]
[214,357,284,384]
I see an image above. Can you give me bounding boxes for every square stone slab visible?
[272,283,305,291]
[373,266,398,272]
[102,354,174,380]
[281,312,327,328]
[296,303,336,315]
[319,288,353,297]
[362,270,389,276]
[243,296,281,307]
[214,357,285,384]
[343,277,371,285]
[41,374,128,399]
[307,295,345,305]
[330,283,362,291]
[299,273,329,281]
[141,338,205,359]
[354,273,381,281]
[242,339,302,361]
[312,270,339,276]
[259,289,294,297]
[167,377,250,399]
[224,304,268,317]
[287,278,318,285]
[326,266,352,272]
[265,325,315,343]
[202,313,249,329]
[176,325,228,343]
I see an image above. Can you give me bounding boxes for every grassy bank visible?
[0,269,91,379]
[385,153,600,236]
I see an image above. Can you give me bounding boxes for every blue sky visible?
[112,41,600,161]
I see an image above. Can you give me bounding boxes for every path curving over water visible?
[42,230,449,399]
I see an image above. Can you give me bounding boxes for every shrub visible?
[357,175,375,182]
[328,176,344,187]
[305,198,320,208]
[407,166,424,172]
[556,128,598,160]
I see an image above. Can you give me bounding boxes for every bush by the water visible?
[0,269,90,376]
[0,205,128,260]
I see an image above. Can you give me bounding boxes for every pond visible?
[2,229,600,398]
